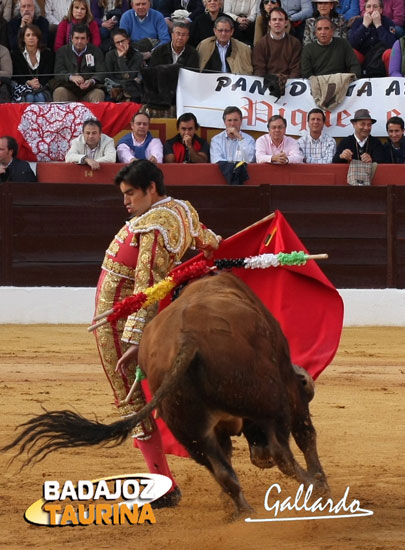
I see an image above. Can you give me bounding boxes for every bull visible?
[3,272,328,516]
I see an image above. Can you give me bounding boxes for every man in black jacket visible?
[0,136,36,182]
[149,21,198,68]
[333,109,386,163]
[7,0,50,51]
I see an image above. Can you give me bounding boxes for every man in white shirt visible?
[210,105,255,163]
[298,109,336,164]
[117,111,163,164]
[65,119,117,169]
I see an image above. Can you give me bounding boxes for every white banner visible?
[176,70,405,138]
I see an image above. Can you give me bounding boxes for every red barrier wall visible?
[36,163,405,186]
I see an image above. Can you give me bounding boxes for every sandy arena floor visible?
[0,325,404,550]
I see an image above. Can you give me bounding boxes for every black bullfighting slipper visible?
[151,486,182,509]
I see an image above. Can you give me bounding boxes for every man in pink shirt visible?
[117,111,163,164]
[256,115,303,164]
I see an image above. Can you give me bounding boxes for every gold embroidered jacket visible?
[101,196,220,344]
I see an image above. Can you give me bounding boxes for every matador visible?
[93,160,220,507]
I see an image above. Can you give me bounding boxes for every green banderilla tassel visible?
[277,251,307,266]
[135,365,146,382]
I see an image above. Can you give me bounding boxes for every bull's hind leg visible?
[168,411,252,517]
[200,434,253,517]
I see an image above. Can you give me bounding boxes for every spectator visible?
[388,37,405,76]
[160,0,204,33]
[297,108,336,163]
[210,105,255,163]
[333,108,386,163]
[164,112,209,163]
[117,111,163,164]
[54,0,101,51]
[256,114,303,164]
[150,21,198,67]
[197,15,253,74]
[301,17,361,78]
[90,0,130,50]
[0,0,12,21]
[52,23,105,101]
[349,0,396,76]
[359,0,404,38]
[11,24,54,102]
[45,0,71,30]
[0,43,12,101]
[254,0,291,45]
[0,0,13,47]
[105,27,143,102]
[65,119,116,168]
[282,0,313,42]
[189,0,224,47]
[223,0,257,44]
[252,8,301,79]
[384,115,405,163]
[119,0,170,56]
[0,135,36,182]
[336,0,360,22]
[303,0,347,45]
[7,0,50,51]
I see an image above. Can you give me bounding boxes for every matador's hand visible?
[115,344,139,378]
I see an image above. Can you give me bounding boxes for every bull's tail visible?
[2,338,197,468]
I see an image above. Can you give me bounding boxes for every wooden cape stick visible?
[88,213,328,333]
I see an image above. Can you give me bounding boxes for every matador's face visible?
[120,181,155,217]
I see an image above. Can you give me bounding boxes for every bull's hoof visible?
[151,486,182,509]
[250,456,275,469]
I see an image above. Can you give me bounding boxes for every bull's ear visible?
[292,364,315,401]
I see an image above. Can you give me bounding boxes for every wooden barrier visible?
[36,162,405,186]
[1,182,405,289]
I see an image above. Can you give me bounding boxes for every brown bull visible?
[3,272,328,515]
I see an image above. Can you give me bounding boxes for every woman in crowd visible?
[54,0,101,50]
[105,27,143,102]
[253,0,290,44]
[90,0,130,49]
[189,0,224,47]
[223,0,257,44]
[11,24,54,102]
[303,0,347,45]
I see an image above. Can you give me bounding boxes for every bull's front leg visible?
[291,413,329,496]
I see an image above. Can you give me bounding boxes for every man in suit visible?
[0,136,37,182]
[65,119,116,170]
[150,21,198,68]
[53,23,106,102]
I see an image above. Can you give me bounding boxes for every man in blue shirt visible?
[210,106,255,163]
[120,0,170,58]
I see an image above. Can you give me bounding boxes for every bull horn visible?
[292,364,315,400]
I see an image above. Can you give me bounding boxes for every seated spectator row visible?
[2,106,403,183]
[1,0,405,106]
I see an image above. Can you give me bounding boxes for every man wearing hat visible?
[333,109,386,163]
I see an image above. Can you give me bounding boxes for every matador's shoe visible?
[151,486,182,509]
